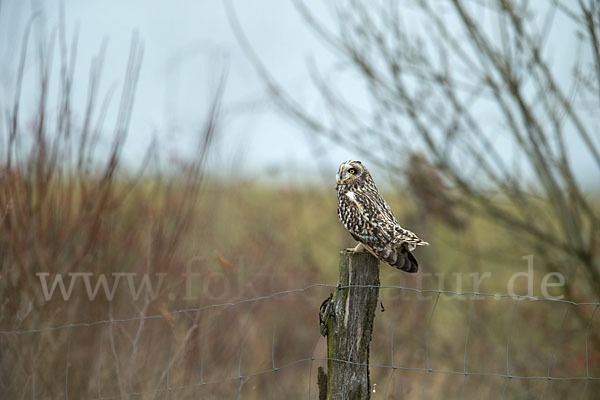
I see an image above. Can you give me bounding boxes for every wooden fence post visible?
[318,249,380,400]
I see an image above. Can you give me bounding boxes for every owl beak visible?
[336,172,342,185]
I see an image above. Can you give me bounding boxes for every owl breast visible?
[337,185,380,245]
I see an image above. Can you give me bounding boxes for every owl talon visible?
[352,243,367,252]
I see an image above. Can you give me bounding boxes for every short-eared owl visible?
[336,160,428,272]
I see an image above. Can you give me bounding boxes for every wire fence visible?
[2,284,599,399]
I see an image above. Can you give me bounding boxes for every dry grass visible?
[2,172,598,398]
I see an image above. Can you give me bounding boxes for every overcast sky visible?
[1,0,598,186]
[0,0,356,183]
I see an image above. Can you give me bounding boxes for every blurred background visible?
[1,0,599,398]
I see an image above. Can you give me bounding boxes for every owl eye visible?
[348,168,356,174]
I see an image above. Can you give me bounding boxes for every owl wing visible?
[345,190,428,250]
[343,190,397,245]
[391,225,429,250]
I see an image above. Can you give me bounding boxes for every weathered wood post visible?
[318,249,380,400]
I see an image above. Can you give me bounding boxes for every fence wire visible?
[1,284,599,399]
[2,285,598,336]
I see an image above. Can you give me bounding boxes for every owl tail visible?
[381,245,419,273]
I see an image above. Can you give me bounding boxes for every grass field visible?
[2,167,598,398]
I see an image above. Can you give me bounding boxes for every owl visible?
[336,160,428,272]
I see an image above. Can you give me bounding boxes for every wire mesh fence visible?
[2,283,599,399]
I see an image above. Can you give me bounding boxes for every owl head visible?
[336,160,370,185]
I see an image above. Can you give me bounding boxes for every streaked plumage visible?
[336,160,428,272]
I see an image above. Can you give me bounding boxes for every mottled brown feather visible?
[336,160,428,272]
